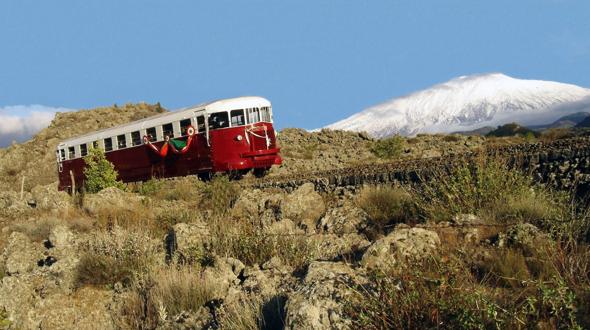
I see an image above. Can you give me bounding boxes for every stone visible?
[282,183,326,232]
[361,226,440,270]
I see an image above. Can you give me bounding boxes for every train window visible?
[146,127,156,141]
[163,123,174,138]
[196,116,205,133]
[248,108,260,123]
[80,144,88,157]
[60,149,66,161]
[208,112,229,130]
[104,138,113,152]
[260,107,271,122]
[180,119,192,136]
[131,131,142,146]
[230,109,245,127]
[68,147,75,159]
[117,134,127,149]
[104,138,113,151]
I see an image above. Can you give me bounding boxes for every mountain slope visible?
[325,73,590,137]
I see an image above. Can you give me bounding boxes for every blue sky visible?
[1,0,589,145]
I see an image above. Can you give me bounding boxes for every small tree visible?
[84,147,124,193]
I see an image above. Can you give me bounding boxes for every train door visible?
[194,111,212,170]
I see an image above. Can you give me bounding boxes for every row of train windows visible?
[59,107,271,160]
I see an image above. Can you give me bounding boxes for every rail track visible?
[241,136,590,192]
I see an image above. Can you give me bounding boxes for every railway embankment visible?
[251,136,590,196]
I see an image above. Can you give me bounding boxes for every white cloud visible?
[0,105,74,147]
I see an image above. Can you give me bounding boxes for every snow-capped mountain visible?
[324,73,590,137]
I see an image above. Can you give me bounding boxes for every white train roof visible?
[58,96,270,147]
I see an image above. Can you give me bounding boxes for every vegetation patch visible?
[75,227,159,287]
[370,135,405,159]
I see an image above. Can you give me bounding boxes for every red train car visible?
[56,96,282,191]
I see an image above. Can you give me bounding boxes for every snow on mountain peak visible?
[324,73,590,137]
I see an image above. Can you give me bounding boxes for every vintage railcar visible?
[56,96,282,191]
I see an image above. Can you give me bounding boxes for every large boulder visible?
[282,183,326,232]
[30,182,71,211]
[232,189,284,227]
[2,231,45,275]
[172,221,210,262]
[361,225,440,270]
[83,187,145,216]
[285,261,365,330]
[318,202,369,234]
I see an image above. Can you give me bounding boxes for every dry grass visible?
[116,264,217,329]
[207,216,317,271]
[356,185,417,237]
[75,226,160,287]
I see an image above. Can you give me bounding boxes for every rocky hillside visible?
[0,103,165,192]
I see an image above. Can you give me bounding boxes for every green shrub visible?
[83,147,124,193]
[370,135,405,159]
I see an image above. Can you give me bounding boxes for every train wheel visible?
[253,167,270,178]
[197,171,212,182]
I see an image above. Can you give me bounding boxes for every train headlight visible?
[236,135,243,141]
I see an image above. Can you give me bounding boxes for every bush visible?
[346,258,583,329]
[83,147,124,193]
[415,157,534,222]
[203,176,239,215]
[75,227,159,287]
[356,185,417,236]
[370,135,405,159]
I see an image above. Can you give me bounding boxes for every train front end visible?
[206,97,282,175]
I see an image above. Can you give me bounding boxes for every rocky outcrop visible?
[285,261,365,330]
[282,183,326,232]
[361,225,440,270]
[31,182,70,211]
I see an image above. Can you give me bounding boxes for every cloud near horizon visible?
[0,105,74,147]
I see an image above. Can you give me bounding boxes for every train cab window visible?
[196,116,205,133]
[80,144,88,157]
[208,112,229,130]
[162,123,174,138]
[248,108,260,123]
[117,134,127,149]
[180,119,192,136]
[230,109,245,127]
[146,127,156,141]
[260,107,271,122]
[131,131,142,146]
[104,138,113,152]
[60,149,66,161]
[68,147,75,159]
